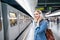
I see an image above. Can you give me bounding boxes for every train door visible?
[0,1,4,40]
[18,12,24,33]
[1,2,20,40]
[7,5,20,40]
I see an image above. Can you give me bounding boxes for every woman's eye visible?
[35,14,38,15]
[36,14,38,15]
[34,14,38,15]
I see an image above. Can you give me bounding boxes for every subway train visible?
[0,2,32,40]
[0,1,4,40]
[0,0,60,40]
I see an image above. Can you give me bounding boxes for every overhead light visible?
[45,11,60,17]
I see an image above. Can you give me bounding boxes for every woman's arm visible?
[36,20,48,33]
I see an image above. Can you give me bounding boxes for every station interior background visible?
[0,0,60,40]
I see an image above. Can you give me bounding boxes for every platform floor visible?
[18,22,60,40]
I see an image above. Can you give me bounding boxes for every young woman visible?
[34,10,48,40]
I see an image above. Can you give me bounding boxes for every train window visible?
[9,12,17,27]
[0,16,2,31]
[20,14,24,20]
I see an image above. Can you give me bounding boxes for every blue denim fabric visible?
[34,20,48,40]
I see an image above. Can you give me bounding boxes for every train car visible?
[0,1,4,40]
[18,12,32,34]
[1,2,32,40]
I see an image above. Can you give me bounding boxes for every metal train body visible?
[0,1,4,40]
[0,2,32,40]
[1,1,60,40]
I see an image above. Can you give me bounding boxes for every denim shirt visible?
[34,19,48,40]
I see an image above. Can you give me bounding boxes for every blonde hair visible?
[34,10,45,19]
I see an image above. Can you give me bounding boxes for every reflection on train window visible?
[9,12,17,27]
[19,15,24,23]
[0,16,2,31]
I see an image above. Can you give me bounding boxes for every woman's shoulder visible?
[40,19,48,24]
[43,20,48,23]
[43,20,48,24]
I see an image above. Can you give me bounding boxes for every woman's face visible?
[34,11,40,20]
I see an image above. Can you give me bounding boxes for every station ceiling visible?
[37,0,60,7]
[1,0,60,14]
[36,0,60,13]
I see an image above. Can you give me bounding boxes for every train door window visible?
[0,16,2,31]
[19,13,24,24]
[23,15,25,23]
[9,12,17,27]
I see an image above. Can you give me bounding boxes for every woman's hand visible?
[34,18,41,23]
